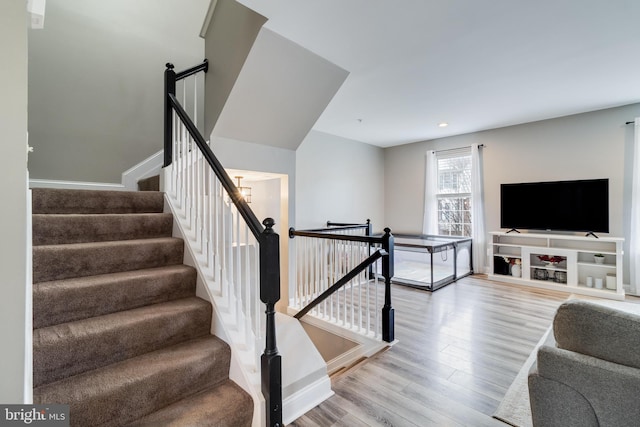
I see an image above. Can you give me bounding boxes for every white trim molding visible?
[30,150,164,192]
[121,150,163,190]
[29,179,126,191]
[199,0,219,38]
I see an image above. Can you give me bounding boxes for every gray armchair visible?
[528,299,640,427]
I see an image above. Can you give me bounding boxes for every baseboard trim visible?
[29,179,127,191]
[283,376,333,426]
[29,150,164,192]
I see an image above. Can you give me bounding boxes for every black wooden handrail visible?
[175,59,208,80]
[166,62,263,238]
[326,221,367,227]
[294,249,387,320]
[167,93,264,239]
[164,61,282,427]
[326,219,371,231]
[289,228,384,244]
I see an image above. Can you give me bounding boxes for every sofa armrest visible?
[553,300,640,369]
[528,370,598,427]
[534,345,640,427]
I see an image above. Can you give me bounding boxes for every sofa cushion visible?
[553,300,640,369]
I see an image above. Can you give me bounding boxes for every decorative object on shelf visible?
[594,254,605,264]
[586,276,594,288]
[501,256,522,276]
[606,274,616,290]
[534,268,549,281]
[537,255,566,267]
[511,262,521,278]
[595,278,604,289]
[554,271,567,283]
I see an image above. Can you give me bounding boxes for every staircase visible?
[31,188,253,427]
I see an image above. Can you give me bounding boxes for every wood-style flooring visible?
[289,275,570,426]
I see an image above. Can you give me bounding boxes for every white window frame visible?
[436,149,472,237]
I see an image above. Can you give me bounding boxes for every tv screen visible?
[500,179,609,233]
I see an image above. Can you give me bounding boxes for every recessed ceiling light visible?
[438,122,449,128]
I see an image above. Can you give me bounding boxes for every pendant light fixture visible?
[235,176,252,203]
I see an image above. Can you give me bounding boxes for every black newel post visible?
[366,219,373,277]
[381,227,395,342]
[260,218,282,427]
[164,63,176,167]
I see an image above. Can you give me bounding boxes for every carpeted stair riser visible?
[33,297,212,387]
[33,237,184,283]
[125,380,253,427]
[33,265,196,329]
[32,188,253,426]
[34,336,231,427]
[137,175,160,192]
[32,188,164,214]
[32,213,173,245]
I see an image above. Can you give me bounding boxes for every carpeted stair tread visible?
[32,188,164,214]
[33,265,196,329]
[33,297,212,387]
[32,188,252,426]
[34,336,231,427]
[33,237,184,283]
[125,380,253,427]
[32,213,173,245]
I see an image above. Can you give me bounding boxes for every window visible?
[436,150,472,236]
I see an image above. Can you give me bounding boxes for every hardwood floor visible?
[289,275,569,427]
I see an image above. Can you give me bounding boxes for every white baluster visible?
[375,267,380,338]
[233,209,246,334]
[244,223,252,344]
[322,239,328,317]
[350,241,355,328]
[305,238,309,308]
[194,74,200,131]
[316,239,321,315]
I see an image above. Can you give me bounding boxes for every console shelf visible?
[488,231,624,300]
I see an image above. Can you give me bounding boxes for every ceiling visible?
[236,0,640,147]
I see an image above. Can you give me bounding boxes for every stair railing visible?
[325,219,372,236]
[164,62,282,427]
[289,225,395,343]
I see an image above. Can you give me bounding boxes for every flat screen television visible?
[500,178,609,233]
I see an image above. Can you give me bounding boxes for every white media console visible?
[488,231,624,300]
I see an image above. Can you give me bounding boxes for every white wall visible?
[212,136,296,210]
[384,103,640,280]
[0,0,29,403]
[295,130,385,232]
[211,136,295,311]
[214,27,349,151]
[245,178,283,229]
[203,0,266,138]
[28,0,208,183]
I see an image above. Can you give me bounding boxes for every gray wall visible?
[28,0,208,183]
[0,1,29,402]
[296,131,385,232]
[203,0,266,139]
[384,103,640,279]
